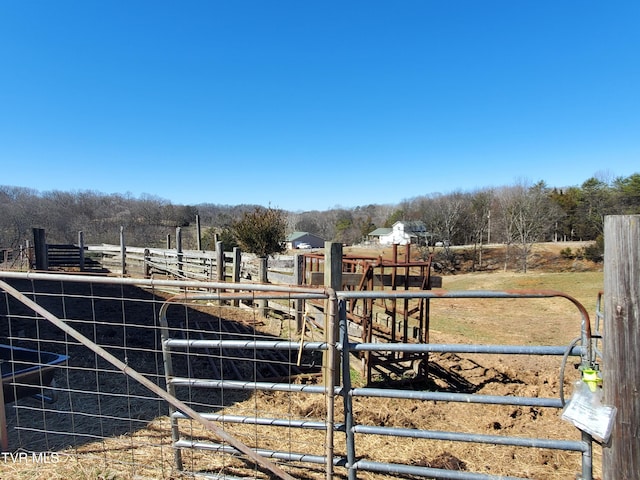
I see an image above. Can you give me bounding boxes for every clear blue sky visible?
[1,1,638,212]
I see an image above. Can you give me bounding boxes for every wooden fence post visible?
[232,247,241,307]
[143,249,151,278]
[258,256,268,317]
[295,254,304,332]
[32,228,48,271]
[119,226,126,277]
[324,242,342,385]
[215,241,224,281]
[24,240,31,270]
[78,231,85,271]
[603,215,640,479]
[176,227,183,278]
[196,214,202,251]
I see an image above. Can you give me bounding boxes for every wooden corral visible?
[302,243,440,383]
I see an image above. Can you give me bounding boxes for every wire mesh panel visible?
[0,273,330,479]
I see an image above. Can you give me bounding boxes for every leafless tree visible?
[497,181,562,272]
[466,189,494,270]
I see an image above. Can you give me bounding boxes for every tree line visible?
[1,173,638,266]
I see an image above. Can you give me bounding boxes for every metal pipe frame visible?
[170,411,344,431]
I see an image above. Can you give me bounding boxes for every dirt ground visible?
[0,242,604,480]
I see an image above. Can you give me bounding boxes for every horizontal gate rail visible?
[172,440,348,467]
[350,342,585,356]
[168,378,328,394]
[350,387,564,407]
[171,411,342,431]
[353,459,528,480]
[164,338,328,350]
[353,424,588,451]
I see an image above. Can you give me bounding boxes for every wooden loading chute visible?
[303,243,439,384]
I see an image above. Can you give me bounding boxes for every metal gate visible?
[0,271,595,479]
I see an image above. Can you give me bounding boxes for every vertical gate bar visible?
[580,431,593,480]
[391,244,397,343]
[158,303,184,470]
[325,288,338,480]
[340,298,357,480]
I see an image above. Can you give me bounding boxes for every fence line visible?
[86,243,298,284]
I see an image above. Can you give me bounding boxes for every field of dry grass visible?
[3,243,605,480]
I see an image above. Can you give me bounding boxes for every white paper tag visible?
[562,383,616,444]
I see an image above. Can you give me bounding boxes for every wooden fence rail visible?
[85,244,299,285]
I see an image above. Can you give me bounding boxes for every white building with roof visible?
[368,221,430,246]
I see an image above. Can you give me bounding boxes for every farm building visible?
[368,221,431,246]
[286,231,325,249]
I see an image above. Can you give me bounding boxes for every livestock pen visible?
[0,267,602,480]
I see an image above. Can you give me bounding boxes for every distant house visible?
[286,231,325,249]
[367,227,392,245]
[368,221,430,246]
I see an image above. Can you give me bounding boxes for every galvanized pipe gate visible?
[336,290,594,480]
[157,285,595,479]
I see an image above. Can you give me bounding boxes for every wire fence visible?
[0,272,328,479]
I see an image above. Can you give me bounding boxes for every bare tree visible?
[430,192,466,246]
[498,181,561,272]
[467,189,493,270]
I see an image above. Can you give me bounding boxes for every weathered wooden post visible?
[295,254,305,332]
[196,214,202,251]
[143,248,151,278]
[24,240,31,270]
[258,256,268,317]
[78,231,85,271]
[32,228,47,271]
[603,215,640,479]
[176,227,183,278]
[213,241,226,305]
[324,242,342,385]
[232,247,241,283]
[215,241,224,281]
[119,226,126,277]
[232,247,241,307]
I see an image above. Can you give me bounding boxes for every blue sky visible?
[1,1,638,212]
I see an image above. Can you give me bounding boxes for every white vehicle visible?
[296,242,311,249]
